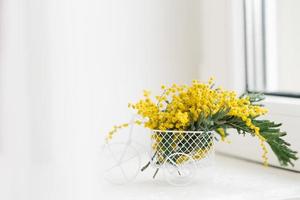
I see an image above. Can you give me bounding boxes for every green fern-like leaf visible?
[252,119,298,167]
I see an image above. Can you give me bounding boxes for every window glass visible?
[245,0,300,95]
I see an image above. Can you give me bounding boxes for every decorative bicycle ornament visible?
[102,127,215,186]
[103,78,297,186]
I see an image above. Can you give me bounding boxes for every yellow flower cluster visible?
[105,123,128,142]
[130,78,267,129]
[151,133,163,150]
[217,128,226,141]
[175,142,213,164]
[192,144,212,160]
[176,154,190,164]
[129,78,269,165]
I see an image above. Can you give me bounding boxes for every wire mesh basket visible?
[148,130,215,185]
[150,130,215,168]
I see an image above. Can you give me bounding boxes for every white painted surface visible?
[100,154,300,200]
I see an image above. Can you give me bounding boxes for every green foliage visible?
[252,119,298,166]
[186,93,298,167]
[240,92,265,103]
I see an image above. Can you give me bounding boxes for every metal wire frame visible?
[150,130,215,168]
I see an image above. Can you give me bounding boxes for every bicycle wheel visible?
[101,143,141,185]
[164,152,197,186]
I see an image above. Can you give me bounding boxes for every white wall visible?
[0,0,201,199]
[198,0,245,93]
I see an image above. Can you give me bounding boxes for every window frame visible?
[243,0,300,98]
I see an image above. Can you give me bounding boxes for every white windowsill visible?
[101,154,300,200]
[265,95,300,117]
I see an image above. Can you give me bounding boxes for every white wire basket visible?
[147,130,215,185]
[150,130,215,167]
